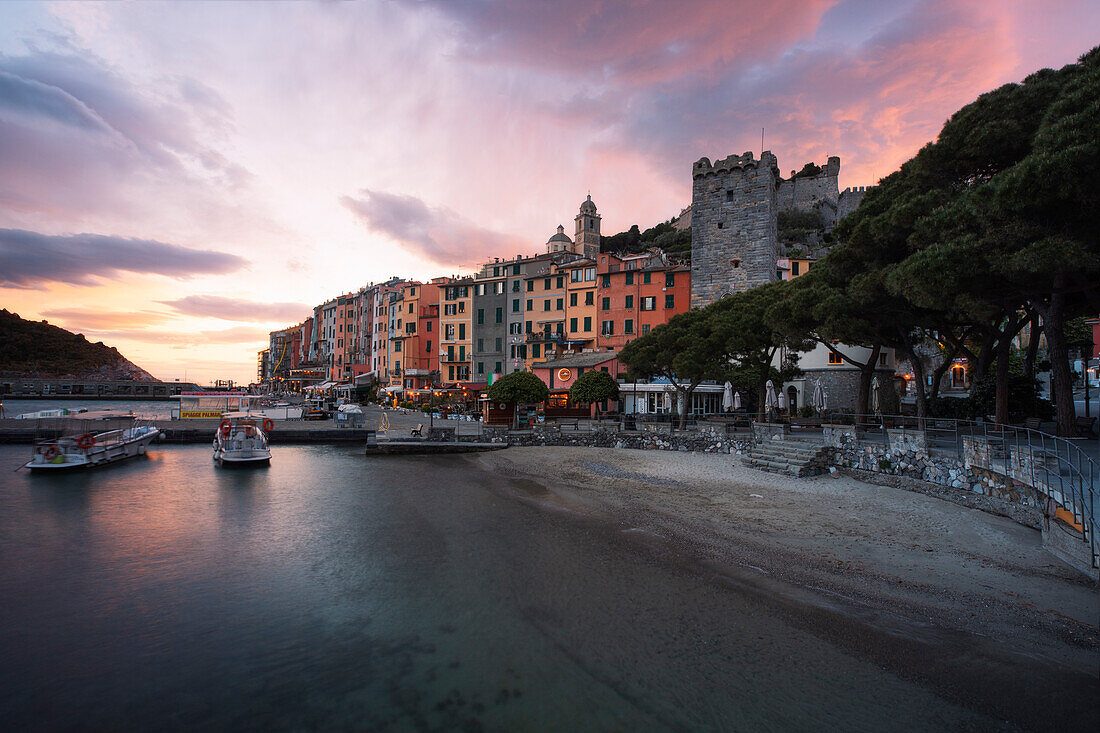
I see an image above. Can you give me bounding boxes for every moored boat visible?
[213,412,272,467]
[24,415,160,471]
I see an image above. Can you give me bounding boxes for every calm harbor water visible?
[1,398,174,420]
[0,444,1079,730]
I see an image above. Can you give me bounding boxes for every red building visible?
[593,251,690,351]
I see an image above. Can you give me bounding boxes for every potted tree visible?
[569,370,620,423]
[486,371,549,429]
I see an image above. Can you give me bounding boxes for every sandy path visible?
[477,446,1098,675]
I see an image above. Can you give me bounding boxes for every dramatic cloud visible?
[40,308,175,331]
[420,0,834,86]
[0,47,250,225]
[0,228,246,288]
[157,295,311,323]
[341,189,528,268]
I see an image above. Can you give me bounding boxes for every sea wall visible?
[479,424,752,454]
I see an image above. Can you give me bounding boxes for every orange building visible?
[593,251,690,350]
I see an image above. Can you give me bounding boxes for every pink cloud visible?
[341,189,529,268]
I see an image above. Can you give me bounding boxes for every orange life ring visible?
[219,419,232,435]
[262,418,274,433]
[76,434,95,450]
[42,444,59,459]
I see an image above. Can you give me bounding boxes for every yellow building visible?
[563,257,597,352]
[440,277,473,384]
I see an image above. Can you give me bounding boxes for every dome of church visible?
[579,194,597,213]
[547,224,572,244]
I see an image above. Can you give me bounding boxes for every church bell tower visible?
[574,194,601,258]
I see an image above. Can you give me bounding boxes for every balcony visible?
[440,354,469,364]
[526,332,567,344]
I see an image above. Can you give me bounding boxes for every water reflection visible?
[0,444,1091,731]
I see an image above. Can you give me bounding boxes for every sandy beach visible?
[477,447,1099,681]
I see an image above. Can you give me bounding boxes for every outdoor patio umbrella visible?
[812,380,825,414]
[872,375,881,415]
[733,391,742,411]
[722,381,734,412]
[765,380,778,416]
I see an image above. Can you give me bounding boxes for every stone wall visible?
[888,428,927,454]
[478,424,752,454]
[822,423,856,447]
[799,367,897,414]
[752,421,790,442]
[831,439,1036,507]
[690,151,779,307]
[837,186,873,222]
[776,156,840,226]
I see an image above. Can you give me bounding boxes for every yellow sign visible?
[557,368,572,382]
[180,411,226,419]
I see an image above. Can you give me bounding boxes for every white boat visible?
[213,412,272,467]
[16,407,89,420]
[24,416,160,471]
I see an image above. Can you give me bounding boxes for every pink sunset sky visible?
[0,0,1096,385]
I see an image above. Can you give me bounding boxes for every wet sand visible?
[477,446,1099,723]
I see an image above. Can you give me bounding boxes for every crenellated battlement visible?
[693,151,778,179]
[841,185,873,194]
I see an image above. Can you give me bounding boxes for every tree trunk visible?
[971,331,997,385]
[1035,293,1076,436]
[678,386,692,429]
[994,328,1011,424]
[901,338,929,423]
[1023,312,1041,381]
[756,370,769,421]
[855,344,881,421]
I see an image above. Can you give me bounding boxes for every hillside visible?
[0,309,157,381]
[600,218,692,259]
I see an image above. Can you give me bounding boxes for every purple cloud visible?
[341,189,527,267]
[0,48,248,221]
[0,228,246,288]
[158,295,312,323]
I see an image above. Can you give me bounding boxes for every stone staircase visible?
[743,441,830,477]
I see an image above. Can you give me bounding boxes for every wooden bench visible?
[558,419,580,432]
[1024,417,1042,431]
[410,424,423,437]
[1075,416,1096,436]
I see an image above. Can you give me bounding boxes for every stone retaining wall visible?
[832,439,1035,507]
[479,425,752,454]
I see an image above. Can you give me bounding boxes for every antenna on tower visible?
[761,127,765,156]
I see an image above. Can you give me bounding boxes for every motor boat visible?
[24,414,159,471]
[213,412,272,467]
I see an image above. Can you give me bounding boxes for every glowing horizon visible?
[1,0,1096,385]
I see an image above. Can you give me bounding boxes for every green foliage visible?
[568,370,620,405]
[486,370,549,404]
[601,220,692,258]
[0,309,136,377]
[794,162,823,178]
[777,208,823,232]
[799,404,814,418]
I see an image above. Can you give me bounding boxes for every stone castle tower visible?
[574,195,601,258]
[690,151,780,307]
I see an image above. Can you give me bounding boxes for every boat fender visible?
[219,419,232,435]
[262,418,275,433]
[76,434,95,450]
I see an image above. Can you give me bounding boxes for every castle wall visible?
[690,151,779,308]
[776,155,841,229]
[838,186,872,222]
